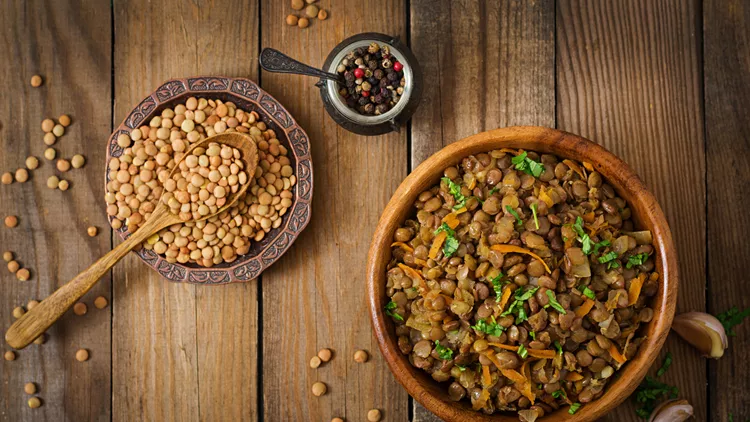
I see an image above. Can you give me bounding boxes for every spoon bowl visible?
[5,133,258,350]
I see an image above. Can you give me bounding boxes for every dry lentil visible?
[4,351,15,361]
[291,0,304,10]
[57,159,71,172]
[71,154,85,169]
[25,156,39,170]
[73,302,87,315]
[28,397,41,408]
[1,172,12,184]
[15,168,28,183]
[311,382,327,396]
[285,14,298,26]
[43,132,56,146]
[16,268,30,281]
[5,215,18,228]
[58,180,70,191]
[75,349,89,361]
[87,226,98,237]
[317,9,328,20]
[30,75,43,87]
[309,356,322,368]
[41,119,55,133]
[353,349,368,363]
[3,251,12,261]
[24,383,36,395]
[12,307,25,319]
[52,124,65,137]
[305,4,318,17]
[94,296,108,309]
[332,419,344,422]
[33,334,45,345]
[46,175,59,189]
[7,261,19,273]
[59,114,71,127]
[44,148,56,160]
[317,348,332,362]
[27,300,39,310]
[367,409,381,422]
[298,17,309,28]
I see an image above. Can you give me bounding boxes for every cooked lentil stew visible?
[384,149,658,420]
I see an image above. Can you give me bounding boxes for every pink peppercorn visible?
[393,61,403,72]
[361,90,370,97]
[353,68,364,79]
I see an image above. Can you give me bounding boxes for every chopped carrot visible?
[482,365,492,387]
[500,367,527,385]
[539,187,555,208]
[563,159,585,179]
[499,148,519,155]
[428,231,447,260]
[454,206,467,215]
[483,350,503,369]
[390,242,414,253]
[472,388,490,410]
[441,294,453,305]
[565,372,584,381]
[413,258,427,267]
[575,298,596,318]
[490,244,551,274]
[518,360,535,403]
[606,291,622,311]
[441,212,461,229]
[582,211,596,224]
[468,178,476,190]
[628,273,646,306]
[498,286,512,312]
[488,343,557,359]
[397,263,427,292]
[582,161,594,172]
[609,344,627,364]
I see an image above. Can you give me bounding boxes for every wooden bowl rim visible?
[105,76,314,284]
[366,126,678,422]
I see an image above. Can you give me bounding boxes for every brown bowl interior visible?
[366,126,678,422]
[106,77,313,284]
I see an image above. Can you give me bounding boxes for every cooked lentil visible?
[104,97,296,267]
[384,149,658,419]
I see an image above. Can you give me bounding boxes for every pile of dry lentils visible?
[106,97,296,267]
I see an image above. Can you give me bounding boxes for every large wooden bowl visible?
[366,126,678,421]
[105,77,313,284]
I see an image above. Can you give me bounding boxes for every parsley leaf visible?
[717,306,750,336]
[582,286,596,300]
[552,389,567,399]
[592,239,610,255]
[488,187,500,196]
[455,364,467,372]
[511,151,545,178]
[598,251,619,269]
[626,252,650,269]
[472,316,505,337]
[505,205,523,226]
[656,352,672,377]
[554,341,563,356]
[435,340,453,360]
[545,290,567,314]
[435,223,459,258]
[441,177,467,210]
[501,286,539,324]
[490,272,506,297]
[572,216,594,254]
[569,403,582,415]
[517,344,529,359]
[633,376,678,419]
[384,300,403,322]
[530,203,539,230]
[434,222,455,237]
[529,331,536,340]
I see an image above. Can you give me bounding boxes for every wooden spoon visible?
[5,132,258,349]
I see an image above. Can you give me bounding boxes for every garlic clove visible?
[648,399,694,422]
[672,311,728,359]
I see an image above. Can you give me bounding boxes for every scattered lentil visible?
[353,349,368,363]
[7,261,19,273]
[43,132,56,146]
[12,307,25,319]
[1,172,12,184]
[75,349,89,362]
[59,114,71,127]
[28,397,41,409]
[332,419,344,422]
[41,119,55,133]
[317,348,332,362]
[25,156,39,170]
[73,302,87,316]
[305,4,318,18]
[309,356,322,368]
[24,383,36,395]
[47,175,59,189]
[317,9,328,20]
[311,381,327,396]
[286,14,298,26]
[305,0,316,3]
[94,296,108,309]
[367,409,382,422]
[87,226,98,237]
[71,154,86,169]
[16,268,30,281]
[33,334,45,345]
[52,124,65,137]
[298,17,309,28]
[291,0,304,10]
[15,168,29,183]
[5,215,18,228]
[3,251,12,262]
[44,148,56,161]
[57,159,71,172]
[27,300,39,310]
[58,180,70,191]
[4,351,15,361]
[30,75,43,87]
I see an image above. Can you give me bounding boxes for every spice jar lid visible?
[319,32,423,136]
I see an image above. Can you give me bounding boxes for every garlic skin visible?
[648,399,694,422]
[672,312,728,358]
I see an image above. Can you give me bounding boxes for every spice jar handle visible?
[260,48,342,83]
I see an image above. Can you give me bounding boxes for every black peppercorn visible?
[355,47,366,56]
[373,69,384,80]
[364,54,371,62]
[363,103,375,114]
[379,78,388,88]
[368,76,378,86]
[387,71,398,81]
[380,87,390,98]
[358,96,370,106]
[374,94,384,104]
[368,60,378,70]
[346,97,357,108]
[375,104,389,114]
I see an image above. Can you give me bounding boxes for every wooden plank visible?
[260,1,409,420]
[0,0,112,421]
[704,1,750,420]
[112,1,259,421]
[556,1,706,420]
[409,1,555,420]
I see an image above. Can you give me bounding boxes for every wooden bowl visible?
[105,77,313,284]
[366,126,677,421]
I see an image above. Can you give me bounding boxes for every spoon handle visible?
[4,207,175,349]
[260,48,342,83]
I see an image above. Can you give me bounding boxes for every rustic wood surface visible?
[0,0,746,421]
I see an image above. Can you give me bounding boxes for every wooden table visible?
[0,0,746,421]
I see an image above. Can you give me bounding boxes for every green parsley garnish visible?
[656,352,673,377]
[435,340,453,360]
[572,216,593,254]
[434,222,454,236]
[633,376,678,419]
[545,290,567,314]
[529,331,536,340]
[384,300,403,322]
[517,344,529,359]
[598,251,620,269]
[552,389,567,399]
[626,252,650,269]
[488,187,499,196]
[530,203,539,230]
[502,286,539,324]
[505,205,523,226]
[511,151,545,178]
[472,316,505,337]
[582,286,596,300]
[434,223,459,258]
[441,177,467,210]
[569,403,581,415]
[455,364,467,372]
[554,341,563,355]
[592,239,610,255]
[717,306,750,336]
[490,272,506,297]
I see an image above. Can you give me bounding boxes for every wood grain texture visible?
[556,1,706,420]
[410,1,554,420]
[0,0,112,420]
[260,0,409,420]
[704,1,750,421]
[112,1,259,421]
